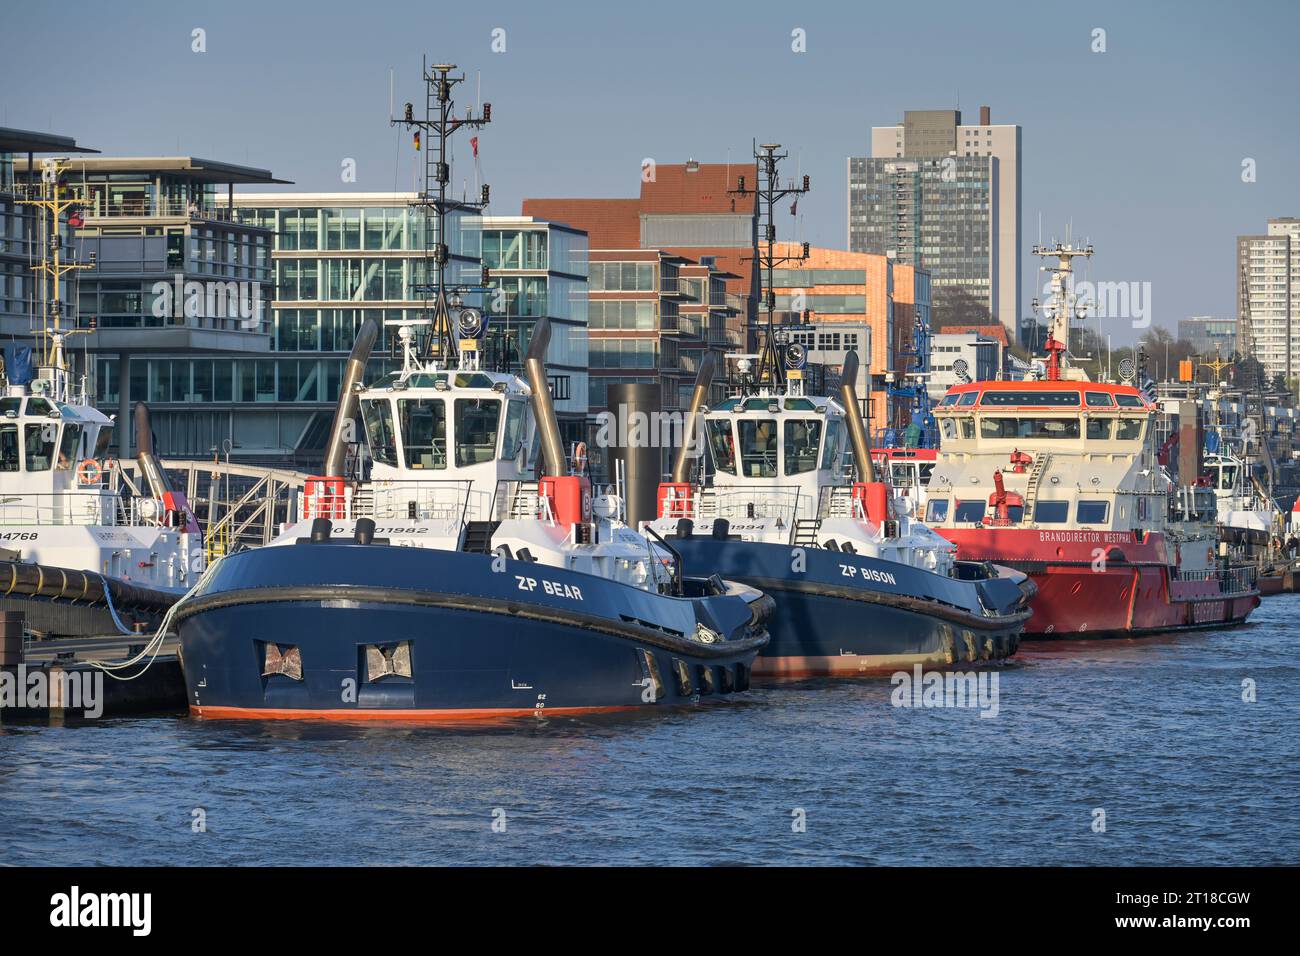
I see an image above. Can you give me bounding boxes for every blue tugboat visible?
[175,64,770,721]
[642,144,1031,677]
[645,349,1031,678]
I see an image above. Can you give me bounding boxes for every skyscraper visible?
[848,107,1020,338]
[1238,218,1300,383]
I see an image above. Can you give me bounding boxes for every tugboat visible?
[1,159,202,634]
[922,241,1261,636]
[642,143,1031,678]
[174,64,770,720]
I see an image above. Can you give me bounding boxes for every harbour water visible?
[2,596,1297,867]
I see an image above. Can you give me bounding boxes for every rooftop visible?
[19,156,291,185]
[0,127,97,154]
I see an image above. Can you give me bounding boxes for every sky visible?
[3,0,1297,345]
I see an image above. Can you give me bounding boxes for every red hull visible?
[938,528,1260,637]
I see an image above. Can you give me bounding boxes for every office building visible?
[848,107,1020,336]
[929,331,1002,403]
[1238,218,1300,382]
[1178,315,1238,356]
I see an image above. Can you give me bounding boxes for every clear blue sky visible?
[4,0,1296,344]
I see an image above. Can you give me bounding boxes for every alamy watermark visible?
[890,664,999,718]
[593,405,704,458]
[0,665,104,718]
[1044,274,1151,328]
[151,274,264,329]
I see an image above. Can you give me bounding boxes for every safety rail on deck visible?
[691,486,804,526]
[818,485,862,521]
[0,491,166,527]
[1175,566,1258,593]
[300,479,478,525]
[495,480,555,524]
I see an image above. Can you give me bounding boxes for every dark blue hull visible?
[177,541,770,720]
[664,534,1031,677]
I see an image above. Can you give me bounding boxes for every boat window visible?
[93,425,114,458]
[743,398,774,412]
[1115,393,1143,407]
[56,424,82,470]
[1033,500,1069,523]
[959,417,975,439]
[454,398,501,466]
[0,425,18,472]
[25,397,56,417]
[1077,500,1109,524]
[361,399,399,467]
[980,417,1080,440]
[891,463,915,487]
[1218,463,1238,490]
[980,390,1080,406]
[926,498,949,522]
[941,393,959,406]
[0,398,19,417]
[398,398,447,470]
[958,391,979,406]
[941,418,958,440]
[821,419,844,470]
[501,400,526,461]
[955,500,986,523]
[24,423,55,471]
[705,419,736,475]
[784,398,815,411]
[784,419,823,475]
[1085,392,1115,407]
[737,419,778,478]
[1086,418,1112,440]
[1116,418,1143,441]
[918,463,934,485]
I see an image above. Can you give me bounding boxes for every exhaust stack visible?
[838,350,876,483]
[323,316,379,477]
[133,402,174,498]
[524,316,567,478]
[670,352,716,484]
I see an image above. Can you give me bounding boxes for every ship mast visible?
[731,143,810,393]
[1030,240,1092,381]
[15,158,95,403]
[393,61,492,371]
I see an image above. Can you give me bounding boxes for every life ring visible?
[572,441,588,473]
[76,459,102,485]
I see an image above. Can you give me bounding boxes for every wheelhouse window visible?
[958,391,979,406]
[24,423,55,471]
[501,400,526,462]
[1085,392,1115,407]
[737,419,778,478]
[1116,418,1143,441]
[821,419,844,471]
[1086,418,1112,440]
[954,500,986,523]
[1033,500,1069,523]
[361,399,399,466]
[454,398,501,466]
[980,417,1081,440]
[57,424,82,470]
[918,463,935,485]
[1077,500,1109,524]
[980,390,1080,406]
[941,417,976,441]
[783,419,822,475]
[705,419,736,475]
[926,498,949,522]
[1114,393,1143,408]
[398,398,447,469]
[0,424,18,472]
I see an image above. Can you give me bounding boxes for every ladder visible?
[461,520,501,554]
[792,517,821,548]
[1022,453,1051,519]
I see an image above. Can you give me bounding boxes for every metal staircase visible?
[1022,453,1051,519]
[461,519,501,554]
[792,518,821,548]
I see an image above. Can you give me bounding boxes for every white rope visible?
[84,555,225,680]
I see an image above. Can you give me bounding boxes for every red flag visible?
[470,136,479,158]
[413,131,421,151]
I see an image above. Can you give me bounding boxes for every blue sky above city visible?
[3,0,1296,345]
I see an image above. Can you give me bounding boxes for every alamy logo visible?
[0,666,103,718]
[890,664,1000,718]
[593,406,704,458]
[49,886,151,936]
[151,274,264,329]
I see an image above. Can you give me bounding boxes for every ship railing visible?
[302,479,477,524]
[495,480,555,524]
[1175,565,1258,593]
[819,485,859,520]
[694,486,803,525]
[0,490,162,527]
